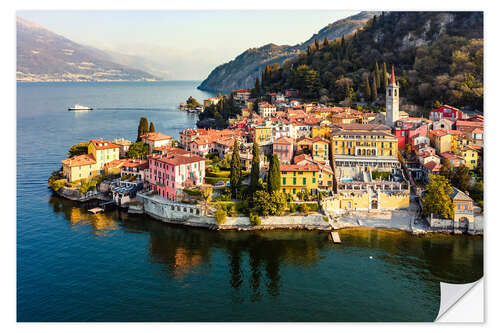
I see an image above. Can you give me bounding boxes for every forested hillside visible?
[260,12,483,111]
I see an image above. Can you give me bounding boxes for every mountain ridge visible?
[198,11,379,93]
[16,17,159,82]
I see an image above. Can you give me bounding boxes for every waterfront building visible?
[88,139,120,170]
[273,136,294,164]
[141,132,173,153]
[280,164,319,197]
[385,66,400,127]
[104,159,127,176]
[203,97,220,107]
[450,187,475,224]
[61,154,99,182]
[147,154,206,200]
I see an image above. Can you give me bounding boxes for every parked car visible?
[214,180,225,187]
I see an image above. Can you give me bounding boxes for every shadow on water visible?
[47,195,483,321]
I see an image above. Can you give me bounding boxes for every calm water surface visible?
[17,81,483,322]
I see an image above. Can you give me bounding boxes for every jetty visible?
[88,207,104,214]
[330,231,341,243]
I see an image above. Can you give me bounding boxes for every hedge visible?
[205,176,230,185]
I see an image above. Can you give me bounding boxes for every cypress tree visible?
[137,117,149,142]
[371,76,378,101]
[230,140,241,198]
[267,154,281,194]
[375,62,381,89]
[249,142,261,192]
[322,37,329,47]
[314,38,320,50]
[365,76,371,101]
[149,121,155,133]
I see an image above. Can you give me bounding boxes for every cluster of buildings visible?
[59,66,482,227]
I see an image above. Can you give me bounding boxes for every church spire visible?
[390,66,396,84]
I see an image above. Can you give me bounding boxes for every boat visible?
[68,104,93,111]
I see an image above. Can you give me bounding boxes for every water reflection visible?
[49,196,119,236]
[49,196,483,301]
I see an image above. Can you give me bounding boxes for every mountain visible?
[198,11,379,93]
[16,17,159,82]
[261,11,483,111]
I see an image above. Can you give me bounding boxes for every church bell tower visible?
[385,66,399,127]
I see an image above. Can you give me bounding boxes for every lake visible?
[16,81,483,322]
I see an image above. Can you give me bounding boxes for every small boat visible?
[68,104,93,111]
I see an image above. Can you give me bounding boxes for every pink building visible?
[147,154,206,200]
[393,118,431,149]
[273,136,294,164]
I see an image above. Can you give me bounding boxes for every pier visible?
[330,231,341,243]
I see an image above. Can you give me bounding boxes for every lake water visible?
[16,81,483,322]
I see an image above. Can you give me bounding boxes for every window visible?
[303,178,306,185]
[293,188,296,194]
[282,177,286,185]
[293,178,296,185]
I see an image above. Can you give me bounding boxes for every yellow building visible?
[88,140,121,169]
[254,125,272,145]
[430,130,453,154]
[312,137,329,161]
[280,164,319,197]
[330,129,398,158]
[62,154,99,182]
[321,191,410,212]
[458,146,479,169]
[296,137,313,154]
[311,126,330,139]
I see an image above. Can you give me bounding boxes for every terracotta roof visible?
[105,159,127,169]
[440,152,464,161]
[312,136,329,143]
[274,136,294,145]
[423,161,440,172]
[62,154,96,167]
[153,154,206,166]
[122,159,148,168]
[390,66,396,84]
[338,123,391,131]
[451,187,473,202]
[280,164,320,172]
[293,154,314,164]
[89,140,120,150]
[141,132,173,141]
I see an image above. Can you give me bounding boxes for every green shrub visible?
[249,212,261,226]
[372,170,391,180]
[183,188,203,196]
[215,204,227,225]
[206,170,230,178]
[289,203,297,213]
[205,176,230,185]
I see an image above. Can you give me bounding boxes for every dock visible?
[330,231,341,243]
[88,207,104,214]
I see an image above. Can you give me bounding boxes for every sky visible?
[17,10,359,80]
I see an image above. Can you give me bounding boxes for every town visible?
[48,67,483,235]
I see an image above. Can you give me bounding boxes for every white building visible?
[385,66,400,128]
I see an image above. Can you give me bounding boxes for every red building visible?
[285,89,299,98]
[429,105,463,121]
[393,118,431,149]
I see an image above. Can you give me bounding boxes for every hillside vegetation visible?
[260,12,483,111]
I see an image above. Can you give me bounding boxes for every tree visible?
[371,75,378,101]
[249,142,261,192]
[422,175,455,219]
[440,159,453,180]
[382,62,388,90]
[364,76,371,101]
[186,96,201,108]
[452,164,471,192]
[137,117,149,142]
[68,142,89,158]
[215,204,227,225]
[149,121,155,133]
[322,37,329,47]
[127,141,149,158]
[269,191,287,216]
[201,187,213,215]
[229,140,241,198]
[375,62,381,89]
[267,154,281,194]
[251,190,273,216]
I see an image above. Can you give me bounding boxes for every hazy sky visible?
[17,10,359,80]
